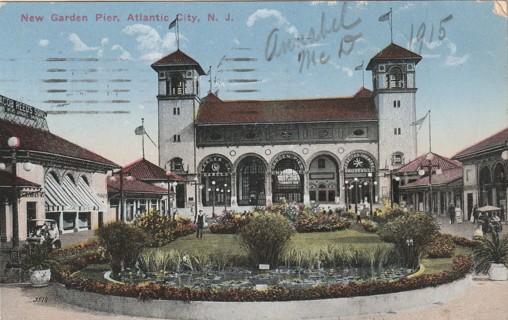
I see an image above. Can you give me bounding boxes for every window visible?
[394,128,401,135]
[387,67,406,88]
[392,152,404,165]
[173,107,180,115]
[352,129,365,136]
[318,158,326,169]
[393,100,401,108]
[167,73,186,96]
[173,134,181,142]
[171,158,184,171]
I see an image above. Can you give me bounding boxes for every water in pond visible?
[117,267,413,290]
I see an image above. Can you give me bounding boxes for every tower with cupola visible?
[151,50,205,175]
[367,43,422,171]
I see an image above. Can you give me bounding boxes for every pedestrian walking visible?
[448,203,455,224]
[195,210,205,239]
[455,205,463,223]
[472,204,478,223]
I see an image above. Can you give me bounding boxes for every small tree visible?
[473,230,508,274]
[134,209,173,246]
[378,211,439,269]
[96,221,148,277]
[239,211,294,268]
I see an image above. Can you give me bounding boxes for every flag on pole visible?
[379,10,391,22]
[355,61,364,71]
[134,125,145,135]
[168,18,177,30]
[410,113,428,129]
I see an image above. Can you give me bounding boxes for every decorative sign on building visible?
[344,153,375,174]
[200,156,232,177]
[271,153,305,174]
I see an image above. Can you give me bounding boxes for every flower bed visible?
[209,211,250,234]
[58,255,472,302]
[293,212,350,233]
[425,233,456,258]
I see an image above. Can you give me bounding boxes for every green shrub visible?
[134,210,173,246]
[96,221,148,276]
[239,211,294,268]
[378,211,439,269]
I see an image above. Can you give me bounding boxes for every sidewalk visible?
[1,279,507,320]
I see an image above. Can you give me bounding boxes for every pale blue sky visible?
[0,1,506,166]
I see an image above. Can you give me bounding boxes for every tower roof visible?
[151,49,206,75]
[395,152,462,175]
[366,43,422,70]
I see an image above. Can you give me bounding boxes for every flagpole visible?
[141,118,145,159]
[428,110,431,154]
[209,66,212,93]
[390,8,393,43]
[362,69,365,87]
[176,18,180,50]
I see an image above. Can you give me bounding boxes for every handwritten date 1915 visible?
[409,14,453,55]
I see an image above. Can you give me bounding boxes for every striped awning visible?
[45,174,105,212]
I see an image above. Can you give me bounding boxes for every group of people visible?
[448,203,464,224]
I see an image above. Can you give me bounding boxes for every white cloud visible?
[246,9,299,37]
[122,24,177,61]
[445,41,470,66]
[355,1,368,10]
[101,38,109,46]
[111,44,133,61]
[39,39,49,47]
[68,33,99,52]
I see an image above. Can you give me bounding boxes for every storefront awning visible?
[45,174,105,212]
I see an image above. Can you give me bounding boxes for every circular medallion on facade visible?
[265,149,271,155]
[302,148,309,154]
[338,147,345,154]
[211,163,220,172]
[229,150,236,157]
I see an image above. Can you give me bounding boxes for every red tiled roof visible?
[151,49,205,75]
[453,127,508,159]
[123,158,168,181]
[367,43,422,70]
[107,176,168,195]
[0,119,117,167]
[395,152,461,174]
[196,93,378,125]
[0,170,40,188]
[353,87,373,98]
[400,167,463,190]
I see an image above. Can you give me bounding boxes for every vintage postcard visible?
[0,1,507,319]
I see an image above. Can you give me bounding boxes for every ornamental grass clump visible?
[239,211,294,268]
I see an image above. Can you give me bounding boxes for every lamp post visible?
[353,177,359,214]
[166,171,179,220]
[418,153,442,214]
[388,170,400,209]
[211,181,216,218]
[223,183,229,212]
[6,137,20,266]
[344,180,349,209]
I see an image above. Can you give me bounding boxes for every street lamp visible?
[354,177,359,214]
[388,171,400,209]
[166,171,179,220]
[211,181,216,218]
[109,169,134,221]
[344,180,349,209]
[6,136,21,266]
[418,152,442,214]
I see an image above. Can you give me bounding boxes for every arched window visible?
[387,67,406,88]
[168,73,185,95]
[170,158,184,172]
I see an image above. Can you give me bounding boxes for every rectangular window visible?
[397,100,401,108]
[173,135,181,142]
[393,100,401,108]
[394,128,401,135]
[173,107,180,115]
[318,158,326,169]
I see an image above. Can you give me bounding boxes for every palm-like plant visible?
[472,230,508,274]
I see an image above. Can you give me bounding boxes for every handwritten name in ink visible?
[408,14,453,54]
[20,13,234,23]
[264,2,362,73]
